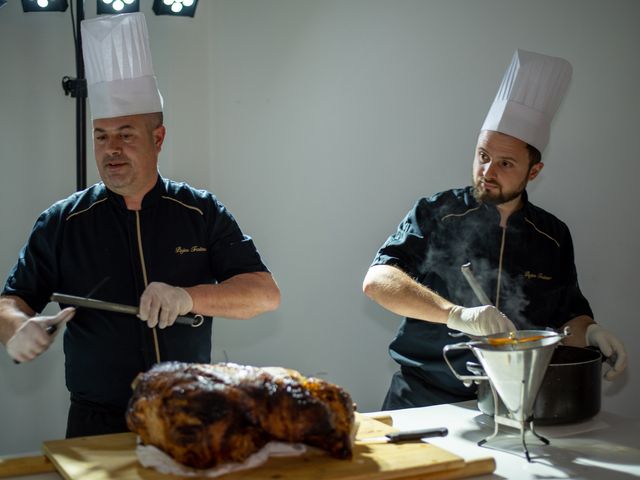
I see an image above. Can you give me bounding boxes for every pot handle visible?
[443,342,489,385]
[586,345,617,367]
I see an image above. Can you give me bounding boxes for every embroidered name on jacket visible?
[524,271,552,281]
[176,246,207,255]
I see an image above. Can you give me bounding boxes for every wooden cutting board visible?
[0,455,56,478]
[42,414,495,480]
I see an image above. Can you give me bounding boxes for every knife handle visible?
[386,427,449,442]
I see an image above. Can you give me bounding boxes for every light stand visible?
[61,0,87,191]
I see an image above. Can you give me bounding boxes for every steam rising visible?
[418,199,534,330]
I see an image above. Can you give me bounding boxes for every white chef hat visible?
[81,12,163,120]
[481,49,572,152]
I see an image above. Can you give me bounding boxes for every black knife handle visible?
[386,427,449,442]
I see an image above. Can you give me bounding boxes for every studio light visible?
[21,0,68,12]
[152,0,197,17]
[97,0,139,14]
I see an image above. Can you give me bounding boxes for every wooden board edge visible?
[42,443,73,480]
[390,457,496,480]
[364,414,394,427]
[0,455,56,478]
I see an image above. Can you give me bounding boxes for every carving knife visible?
[13,277,111,364]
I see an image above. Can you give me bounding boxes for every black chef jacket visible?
[3,176,269,411]
[371,187,593,407]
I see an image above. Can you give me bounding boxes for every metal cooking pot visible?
[468,345,602,425]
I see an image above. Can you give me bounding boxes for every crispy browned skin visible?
[126,362,355,469]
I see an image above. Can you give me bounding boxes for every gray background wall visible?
[1,0,638,455]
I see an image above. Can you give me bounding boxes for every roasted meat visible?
[126,362,356,469]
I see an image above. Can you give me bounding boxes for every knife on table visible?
[358,427,449,444]
[50,293,204,327]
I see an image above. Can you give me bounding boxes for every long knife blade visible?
[85,276,111,301]
[50,293,204,327]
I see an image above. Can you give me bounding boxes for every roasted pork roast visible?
[126,362,356,469]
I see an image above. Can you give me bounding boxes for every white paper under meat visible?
[136,439,307,477]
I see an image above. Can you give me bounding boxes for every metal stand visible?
[477,381,550,462]
[60,0,87,192]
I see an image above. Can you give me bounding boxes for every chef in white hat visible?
[0,12,280,437]
[363,49,628,409]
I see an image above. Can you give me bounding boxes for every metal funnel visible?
[470,330,563,422]
[444,328,570,461]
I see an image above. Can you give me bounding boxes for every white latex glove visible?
[447,305,516,336]
[138,282,193,329]
[586,324,628,380]
[7,307,75,362]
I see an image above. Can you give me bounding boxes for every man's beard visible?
[472,178,526,205]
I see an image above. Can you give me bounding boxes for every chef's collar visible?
[503,189,532,226]
[476,188,532,225]
[105,174,166,210]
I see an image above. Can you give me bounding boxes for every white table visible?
[364,401,640,479]
[3,401,639,479]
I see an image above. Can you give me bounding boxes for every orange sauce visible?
[487,334,546,346]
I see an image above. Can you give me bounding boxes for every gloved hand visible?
[447,305,516,336]
[138,282,193,329]
[586,324,628,380]
[7,307,75,362]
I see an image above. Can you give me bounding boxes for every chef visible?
[362,49,628,409]
[0,13,280,436]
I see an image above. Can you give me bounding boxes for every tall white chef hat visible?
[81,12,163,120]
[481,49,572,152]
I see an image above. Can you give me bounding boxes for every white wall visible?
[1,0,638,455]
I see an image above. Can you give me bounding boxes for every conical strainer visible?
[468,331,561,421]
[444,328,569,461]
